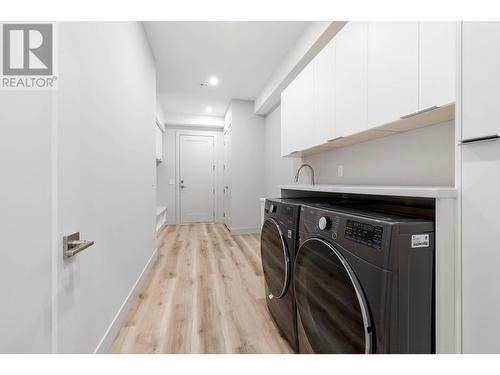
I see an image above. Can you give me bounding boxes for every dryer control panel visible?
[345,220,384,250]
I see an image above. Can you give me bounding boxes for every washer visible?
[260,198,302,352]
[294,203,435,354]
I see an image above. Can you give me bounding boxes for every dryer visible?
[294,203,435,354]
[260,198,302,352]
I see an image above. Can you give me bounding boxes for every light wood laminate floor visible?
[111,223,293,354]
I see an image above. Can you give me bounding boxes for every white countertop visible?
[280,184,457,199]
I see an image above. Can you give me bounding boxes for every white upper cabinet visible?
[313,38,336,143]
[280,22,456,157]
[462,22,500,140]
[367,22,419,128]
[281,62,314,156]
[335,22,368,137]
[419,22,456,110]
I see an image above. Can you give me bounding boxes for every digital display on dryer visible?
[345,220,383,250]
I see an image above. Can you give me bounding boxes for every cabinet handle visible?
[327,136,344,142]
[400,105,439,120]
[459,134,500,145]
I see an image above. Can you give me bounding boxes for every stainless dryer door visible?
[294,238,373,353]
[260,218,291,299]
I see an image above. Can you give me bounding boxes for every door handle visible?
[180,185,186,189]
[459,134,500,145]
[63,232,95,259]
[400,105,439,120]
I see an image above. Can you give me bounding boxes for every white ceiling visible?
[144,22,309,117]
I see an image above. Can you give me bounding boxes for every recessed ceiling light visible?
[205,106,213,113]
[209,76,219,86]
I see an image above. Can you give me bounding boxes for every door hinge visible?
[213,188,215,194]
[213,165,215,171]
[213,211,215,217]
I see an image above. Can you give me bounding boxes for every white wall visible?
[263,105,455,195]
[163,112,224,128]
[228,100,266,233]
[264,106,296,197]
[158,126,224,224]
[301,120,455,186]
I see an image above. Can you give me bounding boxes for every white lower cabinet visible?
[462,143,500,353]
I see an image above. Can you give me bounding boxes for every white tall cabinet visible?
[461,22,500,353]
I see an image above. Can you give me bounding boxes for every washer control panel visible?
[345,220,383,250]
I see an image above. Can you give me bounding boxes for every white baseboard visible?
[93,247,158,353]
[229,226,262,235]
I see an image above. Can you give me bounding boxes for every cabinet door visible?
[335,22,368,137]
[462,142,500,353]
[367,22,419,128]
[280,89,292,156]
[462,22,500,140]
[313,38,336,143]
[292,62,315,152]
[419,22,456,110]
[281,62,314,155]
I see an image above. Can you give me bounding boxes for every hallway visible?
[111,223,292,353]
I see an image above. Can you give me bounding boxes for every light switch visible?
[337,165,343,177]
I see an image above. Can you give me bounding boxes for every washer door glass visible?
[260,218,290,299]
[294,238,372,353]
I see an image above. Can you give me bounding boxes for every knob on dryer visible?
[318,216,331,231]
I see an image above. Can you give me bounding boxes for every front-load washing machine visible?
[294,203,435,354]
[260,198,302,352]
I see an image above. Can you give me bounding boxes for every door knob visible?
[180,184,186,189]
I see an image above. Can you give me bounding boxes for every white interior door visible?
[56,23,156,353]
[179,134,215,223]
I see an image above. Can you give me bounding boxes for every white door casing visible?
[177,133,215,223]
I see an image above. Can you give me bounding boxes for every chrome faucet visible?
[294,164,315,185]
